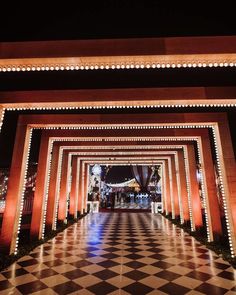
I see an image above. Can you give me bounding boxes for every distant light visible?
[92,164,102,176]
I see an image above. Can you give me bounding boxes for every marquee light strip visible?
[4,101,236,111]
[211,126,235,257]
[1,53,236,73]
[162,162,167,214]
[67,150,181,156]
[14,128,33,254]
[195,140,212,242]
[74,159,80,219]
[0,109,5,132]
[168,158,175,219]
[34,123,215,130]
[41,140,54,239]
[174,153,184,224]
[53,137,199,142]
[64,154,72,222]
[53,148,63,231]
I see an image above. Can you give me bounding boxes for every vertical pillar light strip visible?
[85,164,90,213]
[41,140,53,239]
[65,154,72,220]
[183,146,195,231]
[74,158,80,219]
[0,107,5,132]
[14,127,33,254]
[81,162,85,213]
[160,163,165,214]
[211,125,236,257]
[168,158,175,219]
[196,139,213,242]
[174,153,184,224]
[53,148,63,230]
[163,162,168,214]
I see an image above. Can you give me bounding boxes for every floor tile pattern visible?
[1,212,236,294]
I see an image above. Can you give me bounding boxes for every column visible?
[58,152,70,223]
[177,149,190,223]
[69,155,79,218]
[45,145,60,232]
[30,133,51,240]
[0,121,31,254]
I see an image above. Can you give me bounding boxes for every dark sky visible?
[0,2,236,41]
[104,166,133,183]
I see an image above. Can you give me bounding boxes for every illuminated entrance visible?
[87,164,162,211]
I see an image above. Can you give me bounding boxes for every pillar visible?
[200,133,223,239]
[77,160,83,214]
[187,145,203,229]
[177,149,190,223]
[58,152,70,223]
[83,163,89,213]
[0,121,31,254]
[216,120,236,255]
[30,133,51,240]
[164,160,171,215]
[45,145,60,232]
[69,155,79,218]
[170,155,180,219]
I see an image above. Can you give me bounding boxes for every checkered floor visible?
[1,213,236,294]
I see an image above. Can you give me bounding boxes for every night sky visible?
[0,2,236,41]
[105,166,133,183]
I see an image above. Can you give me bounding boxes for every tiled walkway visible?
[0,213,236,295]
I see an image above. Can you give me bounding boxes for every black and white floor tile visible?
[0,212,236,294]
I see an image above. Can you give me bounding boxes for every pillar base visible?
[67,214,74,221]
[0,244,11,255]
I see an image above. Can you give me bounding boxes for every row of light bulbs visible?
[4,103,236,112]
[53,149,64,231]
[65,155,72,220]
[183,146,195,232]
[41,141,54,240]
[0,61,236,73]
[174,155,184,225]
[68,151,179,156]
[168,159,176,220]
[211,126,235,257]
[195,140,212,242]
[56,144,184,150]
[54,138,197,142]
[14,128,33,254]
[37,124,212,130]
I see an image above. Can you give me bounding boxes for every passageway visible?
[0,212,235,294]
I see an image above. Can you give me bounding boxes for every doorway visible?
[87,164,162,212]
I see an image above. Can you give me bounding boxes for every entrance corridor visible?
[0,213,236,295]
